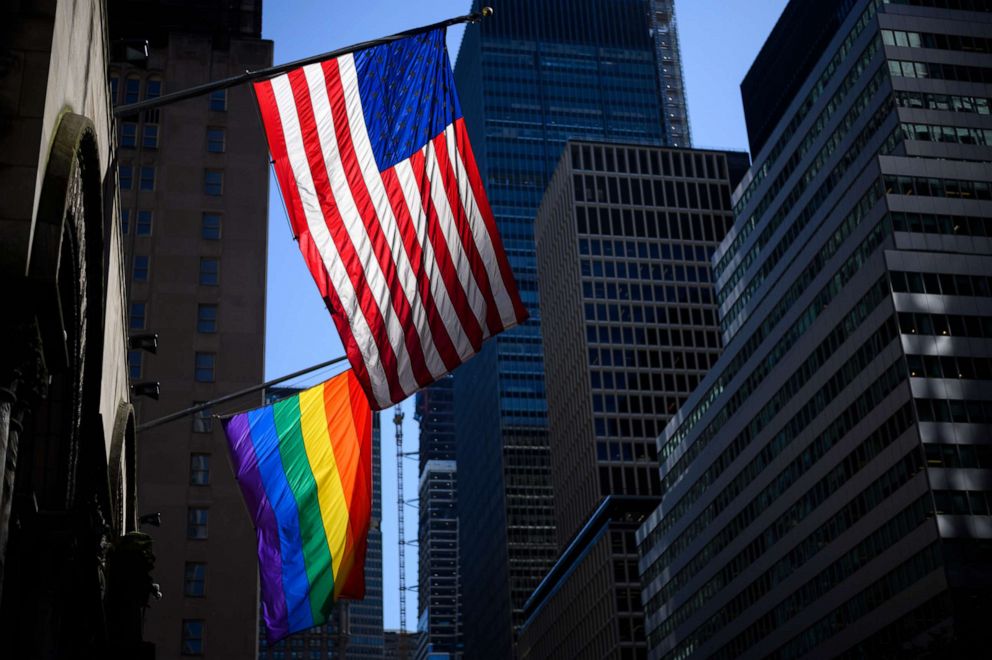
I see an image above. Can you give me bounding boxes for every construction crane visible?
[394,404,408,659]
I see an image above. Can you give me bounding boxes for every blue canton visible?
[354,29,462,171]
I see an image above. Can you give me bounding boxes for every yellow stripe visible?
[298,383,351,585]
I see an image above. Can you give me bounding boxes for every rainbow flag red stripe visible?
[223,370,372,640]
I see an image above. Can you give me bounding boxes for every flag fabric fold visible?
[254,28,528,410]
[223,370,372,641]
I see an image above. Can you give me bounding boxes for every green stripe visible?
[273,396,335,622]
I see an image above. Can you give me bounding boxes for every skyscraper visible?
[452,1,691,656]
[520,141,747,658]
[638,0,992,657]
[108,1,271,656]
[415,375,463,659]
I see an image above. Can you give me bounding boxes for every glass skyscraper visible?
[452,1,690,656]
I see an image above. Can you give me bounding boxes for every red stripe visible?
[339,373,372,599]
[380,167,462,373]
[431,130,504,338]
[322,60,434,390]
[286,68,406,407]
[408,149,485,352]
[254,80,307,239]
[253,79,374,395]
[453,118,529,325]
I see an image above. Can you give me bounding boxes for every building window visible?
[186,508,208,539]
[128,350,142,379]
[181,619,204,655]
[145,79,162,100]
[130,302,146,330]
[194,352,215,382]
[139,165,155,191]
[124,77,140,104]
[204,170,223,196]
[121,208,130,234]
[136,210,153,236]
[190,453,210,485]
[142,124,159,149]
[184,563,206,597]
[133,255,149,281]
[201,213,221,240]
[199,258,219,286]
[209,89,227,111]
[110,76,119,103]
[197,304,218,333]
[207,127,225,153]
[120,164,133,190]
[120,122,137,148]
[192,404,213,433]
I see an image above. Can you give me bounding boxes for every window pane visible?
[145,79,162,100]
[197,304,218,333]
[136,210,153,236]
[207,128,225,153]
[199,258,219,286]
[190,453,210,485]
[142,124,159,149]
[120,122,137,148]
[181,619,204,655]
[194,352,215,382]
[130,302,146,330]
[209,89,227,111]
[120,164,133,190]
[186,508,208,539]
[192,403,213,433]
[128,350,142,379]
[125,77,140,104]
[204,170,223,196]
[139,166,155,191]
[201,213,221,240]
[133,255,149,281]
[121,208,130,234]
[183,563,206,597]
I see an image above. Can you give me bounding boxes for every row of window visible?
[915,397,992,424]
[901,122,992,147]
[894,90,991,115]
[129,350,217,382]
[900,311,992,338]
[882,28,992,53]
[583,292,714,324]
[120,123,225,153]
[888,59,992,85]
[934,489,992,516]
[120,166,226,195]
[130,302,218,334]
[907,353,992,380]
[569,143,728,181]
[890,269,992,297]
[924,442,992,469]
[131,256,220,286]
[111,73,226,112]
[576,206,730,247]
[891,210,992,237]
[573,174,731,211]
[123,210,222,239]
[884,173,992,201]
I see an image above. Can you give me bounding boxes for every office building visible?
[519,141,747,658]
[0,0,144,655]
[638,0,992,657]
[108,1,272,656]
[258,406,384,659]
[452,1,691,655]
[415,375,463,659]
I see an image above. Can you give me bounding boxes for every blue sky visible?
[261,0,789,631]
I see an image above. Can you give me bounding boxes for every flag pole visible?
[136,354,349,432]
[114,6,494,118]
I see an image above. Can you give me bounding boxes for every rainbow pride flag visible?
[223,370,372,641]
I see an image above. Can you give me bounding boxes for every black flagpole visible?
[136,355,349,432]
[114,7,493,118]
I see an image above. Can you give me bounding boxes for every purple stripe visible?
[224,413,290,640]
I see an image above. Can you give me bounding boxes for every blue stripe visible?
[354,28,462,170]
[248,406,314,632]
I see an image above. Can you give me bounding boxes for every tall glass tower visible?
[451,1,690,656]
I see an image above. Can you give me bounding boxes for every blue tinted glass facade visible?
[452,1,688,656]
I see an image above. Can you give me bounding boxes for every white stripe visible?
[423,140,491,339]
[301,62,419,398]
[269,75,392,407]
[443,124,517,328]
[336,56,447,381]
[392,158,477,362]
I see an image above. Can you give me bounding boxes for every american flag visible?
[254,29,527,410]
